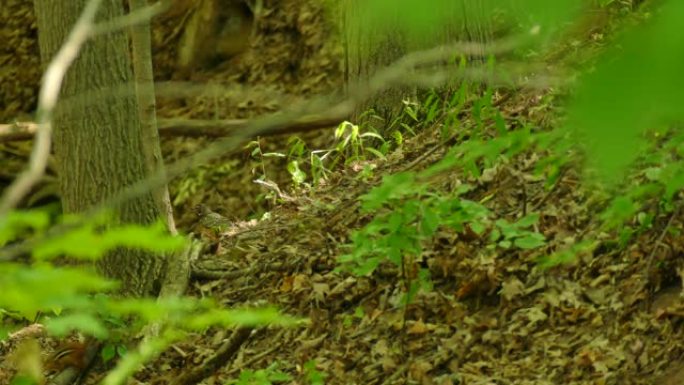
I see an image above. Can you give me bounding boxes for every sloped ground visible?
[3,1,684,384]
[157,0,344,226]
[136,89,684,385]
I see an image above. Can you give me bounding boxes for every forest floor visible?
[149,89,684,384]
[2,1,684,384]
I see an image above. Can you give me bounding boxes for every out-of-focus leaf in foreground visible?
[344,0,580,49]
[566,0,684,183]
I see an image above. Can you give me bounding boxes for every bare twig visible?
[0,0,103,215]
[53,81,298,117]
[169,327,255,385]
[530,166,569,212]
[0,121,38,142]
[645,207,679,311]
[224,329,286,376]
[0,115,346,143]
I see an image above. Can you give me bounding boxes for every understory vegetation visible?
[2,0,684,384]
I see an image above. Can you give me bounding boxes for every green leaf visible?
[10,375,39,385]
[516,213,540,228]
[0,265,116,319]
[347,254,382,276]
[335,122,352,139]
[0,209,51,246]
[46,313,108,338]
[469,221,487,235]
[364,147,386,160]
[489,228,501,243]
[0,327,10,341]
[287,160,307,186]
[601,196,637,229]
[304,360,328,385]
[418,268,433,292]
[514,233,546,249]
[101,344,117,363]
[536,241,593,269]
[360,132,384,141]
[360,172,417,212]
[116,345,128,357]
[106,297,198,322]
[186,307,302,330]
[262,152,286,158]
[420,206,440,237]
[267,372,292,382]
[495,219,517,239]
[33,221,185,260]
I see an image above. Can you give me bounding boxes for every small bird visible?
[194,204,232,233]
[194,204,232,255]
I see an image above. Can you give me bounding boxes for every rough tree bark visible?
[343,0,494,126]
[343,1,409,127]
[33,0,166,297]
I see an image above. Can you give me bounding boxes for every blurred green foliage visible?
[0,208,301,382]
[566,0,684,183]
[345,0,582,49]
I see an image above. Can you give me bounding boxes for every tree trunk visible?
[343,0,494,126]
[33,0,166,297]
[129,0,177,236]
[343,1,409,127]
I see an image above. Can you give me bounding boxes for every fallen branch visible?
[0,114,345,143]
[157,115,346,137]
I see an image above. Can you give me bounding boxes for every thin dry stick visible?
[224,329,286,376]
[0,60,560,144]
[645,207,678,311]
[170,327,255,385]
